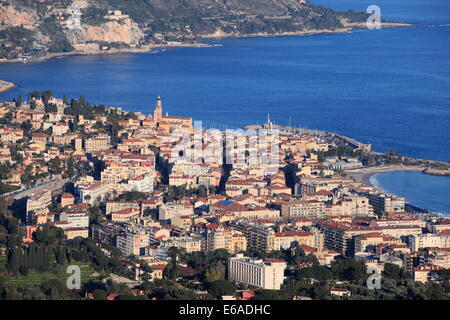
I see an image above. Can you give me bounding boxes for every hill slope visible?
[0,0,371,61]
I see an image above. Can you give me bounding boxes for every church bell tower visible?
[154,95,162,121]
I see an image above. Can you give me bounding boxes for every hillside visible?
[0,0,372,61]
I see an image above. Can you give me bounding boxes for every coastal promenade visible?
[0,80,15,94]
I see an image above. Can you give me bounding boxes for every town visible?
[0,91,449,300]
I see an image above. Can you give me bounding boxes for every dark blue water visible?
[0,0,449,162]
[371,171,450,213]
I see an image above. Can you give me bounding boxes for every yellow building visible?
[152,96,192,132]
[206,227,247,254]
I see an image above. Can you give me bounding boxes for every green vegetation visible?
[0,201,131,300]
[81,7,108,26]
[2,261,93,288]
[0,27,35,60]
[163,184,215,202]
[37,18,73,53]
[117,191,146,202]
[2,0,371,60]
[64,97,107,120]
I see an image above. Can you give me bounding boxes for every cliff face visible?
[0,0,369,60]
[66,19,144,48]
[0,3,37,26]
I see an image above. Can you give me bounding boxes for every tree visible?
[117,191,145,202]
[15,95,23,108]
[20,165,35,187]
[383,263,403,280]
[19,264,29,275]
[66,157,75,178]
[143,208,158,221]
[331,258,367,283]
[93,289,107,300]
[295,265,333,281]
[198,185,208,197]
[253,289,292,300]
[55,247,68,265]
[438,269,450,281]
[88,205,101,225]
[205,268,222,282]
[140,263,154,282]
[45,103,58,113]
[33,225,66,246]
[164,247,180,280]
[207,280,237,298]
[313,285,330,300]
[40,279,67,298]
[48,157,62,174]
[7,248,21,274]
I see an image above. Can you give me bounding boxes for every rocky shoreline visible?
[0,22,412,64]
[0,42,212,64]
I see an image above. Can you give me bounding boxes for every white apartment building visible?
[363,192,405,215]
[59,211,89,229]
[26,190,52,223]
[128,173,154,193]
[159,202,194,221]
[163,237,202,253]
[228,254,286,290]
[409,234,444,251]
[281,200,325,220]
[116,225,151,256]
[75,181,111,204]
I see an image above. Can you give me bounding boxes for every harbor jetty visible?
[0,80,16,94]
[245,123,450,177]
[246,123,372,152]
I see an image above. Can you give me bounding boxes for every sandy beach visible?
[345,165,426,187]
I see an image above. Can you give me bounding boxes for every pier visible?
[254,123,372,152]
[0,80,16,94]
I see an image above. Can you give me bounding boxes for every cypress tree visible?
[28,244,37,269]
[15,95,23,108]
[8,248,21,274]
[36,246,44,271]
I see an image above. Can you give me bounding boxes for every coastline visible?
[0,42,213,64]
[0,22,412,65]
[423,168,450,177]
[0,80,16,94]
[345,165,426,188]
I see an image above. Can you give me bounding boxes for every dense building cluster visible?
[0,93,449,300]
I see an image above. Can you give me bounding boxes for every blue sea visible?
[0,0,448,211]
[370,171,450,214]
